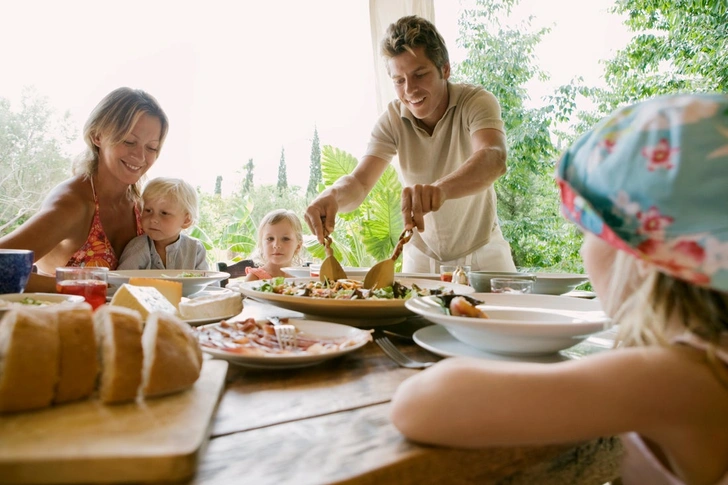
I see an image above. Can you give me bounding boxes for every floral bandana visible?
[557,93,728,292]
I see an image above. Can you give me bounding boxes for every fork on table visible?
[268,317,297,350]
[374,331,435,369]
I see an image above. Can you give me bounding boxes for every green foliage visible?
[303,145,404,269]
[0,87,76,235]
[454,0,584,272]
[587,0,728,115]
[306,126,322,196]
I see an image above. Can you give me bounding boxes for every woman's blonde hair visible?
[252,209,303,267]
[380,15,450,75]
[610,251,728,348]
[141,177,199,225]
[73,87,169,199]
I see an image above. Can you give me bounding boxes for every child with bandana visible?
[390,93,728,485]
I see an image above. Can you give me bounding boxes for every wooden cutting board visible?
[0,358,228,484]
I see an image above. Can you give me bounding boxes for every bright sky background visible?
[0,0,631,195]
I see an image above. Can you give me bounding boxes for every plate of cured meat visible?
[194,318,373,369]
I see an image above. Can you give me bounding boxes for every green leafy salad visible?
[254,277,453,300]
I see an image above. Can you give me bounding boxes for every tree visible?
[454,0,584,271]
[242,158,254,194]
[591,0,728,114]
[214,175,222,196]
[306,126,322,196]
[0,87,76,235]
[276,146,288,192]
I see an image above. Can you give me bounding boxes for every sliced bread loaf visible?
[54,302,98,404]
[0,308,59,412]
[93,305,144,404]
[141,311,203,398]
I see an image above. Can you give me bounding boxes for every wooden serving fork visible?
[363,229,413,290]
[318,236,347,283]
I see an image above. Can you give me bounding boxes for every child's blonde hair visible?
[252,209,304,267]
[142,177,199,225]
[608,251,728,348]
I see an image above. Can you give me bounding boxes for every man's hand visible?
[304,195,339,244]
[401,184,445,232]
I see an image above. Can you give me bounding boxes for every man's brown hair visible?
[381,15,450,74]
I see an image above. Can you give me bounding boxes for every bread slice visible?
[0,308,59,413]
[93,305,144,404]
[54,302,98,404]
[141,311,203,398]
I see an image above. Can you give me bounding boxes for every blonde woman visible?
[0,87,168,292]
[390,93,728,485]
[118,177,207,270]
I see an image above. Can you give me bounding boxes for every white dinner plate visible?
[413,325,570,363]
[307,265,370,278]
[107,270,230,297]
[0,293,85,319]
[197,319,372,369]
[232,277,474,326]
[405,293,610,355]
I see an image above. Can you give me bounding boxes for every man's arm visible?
[402,128,507,232]
[304,155,390,243]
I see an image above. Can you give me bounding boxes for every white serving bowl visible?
[107,270,230,297]
[0,293,86,319]
[307,265,370,278]
[532,273,589,295]
[405,293,610,355]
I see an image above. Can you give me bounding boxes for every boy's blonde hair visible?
[73,87,169,199]
[380,16,450,75]
[142,177,199,224]
[252,209,303,267]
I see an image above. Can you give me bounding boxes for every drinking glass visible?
[56,267,109,309]
[440,265,471,285]
[490,277,534,294]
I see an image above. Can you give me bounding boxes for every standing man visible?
[305,15,516,273]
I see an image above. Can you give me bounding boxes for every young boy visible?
[118,177,208,270]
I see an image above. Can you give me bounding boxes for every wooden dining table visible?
[188,299,624,485]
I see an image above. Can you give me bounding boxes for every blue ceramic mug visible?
[0,249,34,294]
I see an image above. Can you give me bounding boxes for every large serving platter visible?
[107,270,230,297]
[197,319,371,369]
[232,277,474,326]
[0,293,85,319]
[405,293,610,355]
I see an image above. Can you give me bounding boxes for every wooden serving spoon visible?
[363,229,413,290]
[319,236,347,282]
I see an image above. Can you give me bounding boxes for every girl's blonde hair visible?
[252,209,303,267]
[142,177,199,225]
[610,250,728,348]
[73,87,169,199]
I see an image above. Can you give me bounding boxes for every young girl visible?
[390,93,728,485]
[244,209,303,281]
[117,177,208,270]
